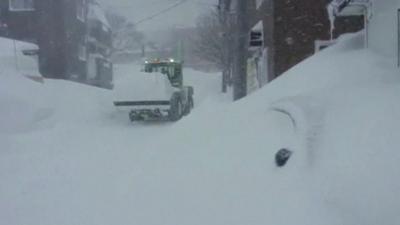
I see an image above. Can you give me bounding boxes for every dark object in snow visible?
[275,148,292,167]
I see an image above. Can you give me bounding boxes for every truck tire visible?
[169,93,183,121]
[129,111,142,122]
[189,96,194,109]
[183,96,194,116]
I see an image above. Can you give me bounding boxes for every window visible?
[9,0,34,11]
[77,0,86,22]
[78,44,87,61]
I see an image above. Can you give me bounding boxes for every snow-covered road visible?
[2,31,400,225]
[0,61,302,225]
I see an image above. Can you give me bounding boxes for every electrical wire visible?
[133,0,189,25]
[110,0,176,9]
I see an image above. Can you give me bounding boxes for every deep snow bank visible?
[0,38,45,133]
[113,64,229,108]
[238,32,400,225]
[1,31,400,225]
[113,70,177,102]
[150,31,400,225]
[0,76,47,133]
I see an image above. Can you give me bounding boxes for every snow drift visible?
[0,37,40,78]
[0,38,45,133]
[1,19,400,225]
[113,70,177,102]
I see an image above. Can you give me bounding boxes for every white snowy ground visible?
[1,32,400,225]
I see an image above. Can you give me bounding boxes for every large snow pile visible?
[112,63,227,108]
[0,38,44,134]
[113,70,177,102]
[138,32,400,225]
[1,18,400,225]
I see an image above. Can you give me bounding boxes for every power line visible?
[134,0,189,26]
[109,0,176,9]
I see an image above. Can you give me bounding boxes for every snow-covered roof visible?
[88,2,111,31]
[113,71,177,102]
[251,20,263,31]
[328,0,372,17]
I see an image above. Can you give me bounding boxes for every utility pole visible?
[218,0,229,93]
[13,40,19,72]
[233,0,248,101]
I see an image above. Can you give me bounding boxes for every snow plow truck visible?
[113,59,194,122]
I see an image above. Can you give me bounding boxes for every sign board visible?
[249,21,264,51]
[250,30,263,47]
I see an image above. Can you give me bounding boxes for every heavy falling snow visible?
[1,0,400,225]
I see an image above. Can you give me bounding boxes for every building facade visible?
[257,0,364,81]
[0,0,113,89]
[219,0,364,95]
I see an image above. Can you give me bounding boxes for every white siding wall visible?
[368,0,400,60]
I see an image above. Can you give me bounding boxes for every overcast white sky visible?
[98,0,217,32]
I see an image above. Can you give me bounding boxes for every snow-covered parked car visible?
[0,37,41,82]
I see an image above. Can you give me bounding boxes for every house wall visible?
[38,0,92,81]
[0,0,113,88]
[0,0,82,79]
[36,0,67,79]
[256,0,364,81]
[86,2,113,88]
[368,0,400,59]
[273,0,331,78]
[0,0,38,42]
[63,0,88,81]
[88,20,112,47]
